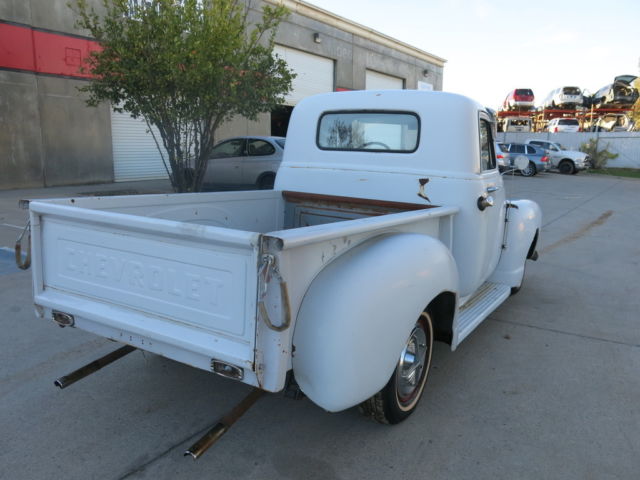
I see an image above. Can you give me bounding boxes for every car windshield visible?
[563,87,581,95]
[558,119,579,126]
[515,89,533,96]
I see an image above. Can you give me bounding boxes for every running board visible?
[454,282,511,347]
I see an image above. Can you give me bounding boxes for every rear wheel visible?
[558,160,575,175]
[520,161,536,177]
[359,312,434,424]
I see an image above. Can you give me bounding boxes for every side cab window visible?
[248,139,276,156]
[479,118,496,171]
[211,139,246,158]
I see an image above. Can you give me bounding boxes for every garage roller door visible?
[366,70,404,90]
[274,45,334,105]
[111,110,169,182]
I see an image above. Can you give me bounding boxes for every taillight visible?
[497,154,504,159]
[541,156,549,162]
[554,127,559,132]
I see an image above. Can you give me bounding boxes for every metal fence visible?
[497,131,640,168]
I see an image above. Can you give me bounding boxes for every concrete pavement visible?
[0,173,638,479]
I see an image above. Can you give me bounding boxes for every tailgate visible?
[29,201,261,380]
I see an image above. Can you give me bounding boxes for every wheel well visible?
[560,158,573,164]
[527,229,539,259]
[427,292,456,345]
[257,171,276,182]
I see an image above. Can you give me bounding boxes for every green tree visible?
[580,138,618,169]
[72,0,294,192]
[630,78,640,131]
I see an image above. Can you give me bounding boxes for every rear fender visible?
[488,199,541,288]
[292,233,458,412]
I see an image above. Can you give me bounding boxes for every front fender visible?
[488,199,541,288]
[292,233,458,412]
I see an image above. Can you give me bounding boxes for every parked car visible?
[203,136,286,189]
[542,86,583,109]
[546,117,581,133]
[589,114,633,132]
[503,88,535,110]
[26,90,541,434]
[500,143,550,177]
[525,139,590,174]
[501,116,532,132]
[590,75,638,108]
[495,142,508,170]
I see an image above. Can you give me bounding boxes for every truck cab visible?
[278,90,512,298]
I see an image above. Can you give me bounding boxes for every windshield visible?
[563,87,581,95]
[317,111,419,152]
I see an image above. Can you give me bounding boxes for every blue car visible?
[500,143,550,177]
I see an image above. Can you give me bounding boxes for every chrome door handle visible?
[477,195,494,211]
[486,186,500,193]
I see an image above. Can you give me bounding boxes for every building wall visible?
[0,0,113,189]
[0,0,445,189]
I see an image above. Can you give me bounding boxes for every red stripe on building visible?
[0,22,99,78]
[0,23,36,71]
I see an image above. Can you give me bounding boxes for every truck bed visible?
[29,190,456,390]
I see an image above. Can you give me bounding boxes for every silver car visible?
[203,136,285,189]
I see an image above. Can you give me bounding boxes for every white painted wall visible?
[498,132,640,168]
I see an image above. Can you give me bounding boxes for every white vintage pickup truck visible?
[28,90,540,428]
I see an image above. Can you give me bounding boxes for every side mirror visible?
[513,155,529,171]
[502,155,529,175]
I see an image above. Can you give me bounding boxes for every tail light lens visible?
[554,127,559,132]
[496,154,504,159]
[541,156,549,162]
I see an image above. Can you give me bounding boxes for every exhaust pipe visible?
[185,388,264,459]
[54,345,136,389]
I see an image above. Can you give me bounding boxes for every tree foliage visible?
[580,138,618,169]
[72,0,294,192]
[630,78,640,131]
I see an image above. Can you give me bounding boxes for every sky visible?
[307,0,640,110]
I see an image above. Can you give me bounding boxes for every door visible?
[111,109,169,181]
[273,45,334,106]
[365,70,404,90]
[204,138,246,185]
[477,115,506,283]
[242,138,281,185]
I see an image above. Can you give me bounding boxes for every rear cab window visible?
[317,111,419,152]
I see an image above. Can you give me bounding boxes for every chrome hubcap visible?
[396,325,428,404]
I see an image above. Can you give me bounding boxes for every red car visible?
[503,88,535,110]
